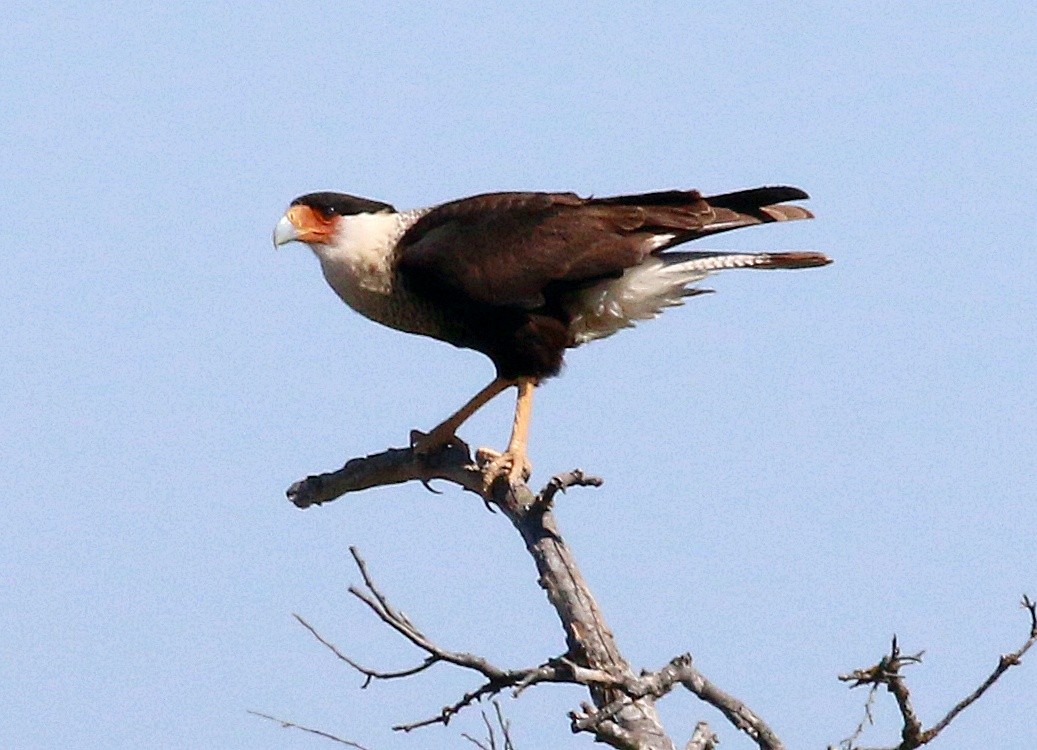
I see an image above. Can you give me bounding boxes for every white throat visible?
[306,207,432,330]
[310,211,406,297]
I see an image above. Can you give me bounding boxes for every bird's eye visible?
[323,205,338,216]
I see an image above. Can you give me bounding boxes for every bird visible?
[273,186,829,487]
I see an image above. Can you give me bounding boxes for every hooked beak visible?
[273,204,335,248]
[272,212,300,248]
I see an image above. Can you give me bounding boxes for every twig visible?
[248,710,369,749]
[832,682,879,750]
[295,612,438,687]
[462,733,492,750]
[494,700,517,750]
[918,594,1037,744]
[535,469,604,509]
[460,700,515,750]
[836,596,1036,749]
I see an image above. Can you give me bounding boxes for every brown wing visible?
[396,187,811,308]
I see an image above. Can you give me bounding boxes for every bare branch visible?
[294,613,438,688]
[460,700,517,750]
[535,469,604,509]
[661,655,784,750]
[287,436,1034,750]
[566,653,784,750]
[303,545,637,734]
[248,710,370,749]
[494,700,517,750]
[287,443,482,508]
[461,732,492,750]
[346,547,513,686]
[918,595,1037,744]
[836,597,1036,749]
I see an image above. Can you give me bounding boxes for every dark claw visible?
[420,478,444,494]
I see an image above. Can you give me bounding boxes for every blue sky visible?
[2,2,1035,749]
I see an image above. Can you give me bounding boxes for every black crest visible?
[292,192,396,217]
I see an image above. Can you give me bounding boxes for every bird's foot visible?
[410,427,468,457]
[476,446,532,490]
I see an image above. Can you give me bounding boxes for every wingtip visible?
[779,186,810,202]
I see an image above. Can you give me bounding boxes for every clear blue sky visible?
[3,2,1035,749]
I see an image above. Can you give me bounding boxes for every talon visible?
[419,478,443,494]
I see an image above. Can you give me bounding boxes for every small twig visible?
[462,734,491,750]
[349,545,399,617]
[494,700,516,750]
[462,731,493,750]
[294,613,438,688]
[347,565,508,683]
[535,469,604,509]
[248,710,369,749]
[479,706,499,750]
[461,700,515,750]
[832,682,879,750]
[393,679,508,732]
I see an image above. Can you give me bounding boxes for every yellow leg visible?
[477,377,536,487]
[411,377,514,455]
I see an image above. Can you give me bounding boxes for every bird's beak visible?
[273,204,335,247]
[272,212,300,248]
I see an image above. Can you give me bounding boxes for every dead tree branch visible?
[288,443,1031,750]
[300,545,632,733]
[836,595,1037,750]
[535,469,604,510]
[289,445,690,748]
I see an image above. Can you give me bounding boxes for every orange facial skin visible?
[283,204,338,244]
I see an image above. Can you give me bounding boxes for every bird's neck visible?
[309,208,430,320]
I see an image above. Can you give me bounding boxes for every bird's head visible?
[273,192,396,249]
